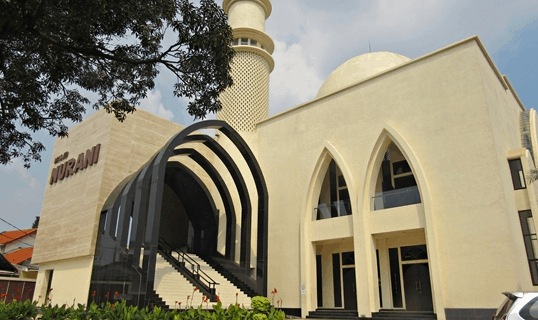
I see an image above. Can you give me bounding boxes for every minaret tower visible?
[219,0,274,132]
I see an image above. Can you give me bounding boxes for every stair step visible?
[372,314,437,320]
[306,309,359,320]
[371,318,436,320]
[374,315,436,318]
[154,253,252,309]
[313,309,358,313]
[307,316,359,319]
[372,311,436,319]
[197,256,257,297]
[309,312,359,316]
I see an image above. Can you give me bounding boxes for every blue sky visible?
[1,0,537,232]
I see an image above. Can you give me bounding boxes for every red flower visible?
[194,287,198,292]
[17,288,21,292]
[49,288,53,292]
[92,291,97,297]
[105,292,110,298]
[216,295,221,303]
[236,292,238,297]
[179,302,182,305]
[0,293,6,298]
[111,303,114,308]
[14,295,20,300]
[29,289,33,292]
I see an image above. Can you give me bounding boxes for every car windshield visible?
[496,297,516,319]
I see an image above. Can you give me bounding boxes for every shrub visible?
[0,299,38,320]
[0,296,285,320]
[251,296,270,313]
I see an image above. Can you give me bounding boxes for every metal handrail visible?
[373,185,419,198]
[371,186,421,210]
[314,199,352,220]
[158,239,219,291]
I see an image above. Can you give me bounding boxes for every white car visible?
[493,292,538,320]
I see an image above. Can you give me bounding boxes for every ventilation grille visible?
[521,110,534,162]
[218,51,270,132]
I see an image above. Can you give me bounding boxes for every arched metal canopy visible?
[91,120,268,307]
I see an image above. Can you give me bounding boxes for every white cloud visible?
[269,40,324,115]
[0,158,40,190]
[264,0,538,117]
[139,89,175,120]
[0,158,45,230]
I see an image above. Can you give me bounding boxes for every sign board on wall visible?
[49,144,101,185]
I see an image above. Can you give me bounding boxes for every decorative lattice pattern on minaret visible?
[218,51,270,132]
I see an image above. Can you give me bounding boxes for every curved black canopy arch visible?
[91,120,269,308]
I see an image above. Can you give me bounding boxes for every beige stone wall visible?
[33,110,113,264]
[34,255,94,306]
[33,108,184,303]
[34,109,184,264]
[256,38,528,318]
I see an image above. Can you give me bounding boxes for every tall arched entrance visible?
[88,120,268,308]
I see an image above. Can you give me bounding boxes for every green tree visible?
[32,216,40,229]
[0,0,234,168]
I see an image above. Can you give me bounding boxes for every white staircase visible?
[154,253,252,309]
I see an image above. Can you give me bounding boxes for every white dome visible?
[316,51,411,98]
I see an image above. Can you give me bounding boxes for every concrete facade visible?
[258,37,534,319]
[32,1,538,320]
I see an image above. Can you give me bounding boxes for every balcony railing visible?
[315,200,352,220]
[372,186,421,210]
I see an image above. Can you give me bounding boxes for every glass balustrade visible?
[372,186,421,210]
[315,200,352,220]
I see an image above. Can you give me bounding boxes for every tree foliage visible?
[0,0,234,168]
[32,216,40,229]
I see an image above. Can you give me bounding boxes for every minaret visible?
[219,0,274,132]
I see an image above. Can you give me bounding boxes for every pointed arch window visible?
[372,142,421,210]
[315,159,351,220]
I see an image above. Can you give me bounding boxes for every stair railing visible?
[158,239,219,293]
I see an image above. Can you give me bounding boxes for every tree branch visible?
[32,29,164,66]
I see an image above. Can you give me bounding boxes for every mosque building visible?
[31,1,538,320]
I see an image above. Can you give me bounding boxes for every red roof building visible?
[4,247,34,265]
[0,229,37,246]
[0,229,38,278]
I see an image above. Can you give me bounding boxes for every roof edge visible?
[258,35,511,126]
[503,75,526,111]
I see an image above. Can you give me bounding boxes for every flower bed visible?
[0,296,285,320]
